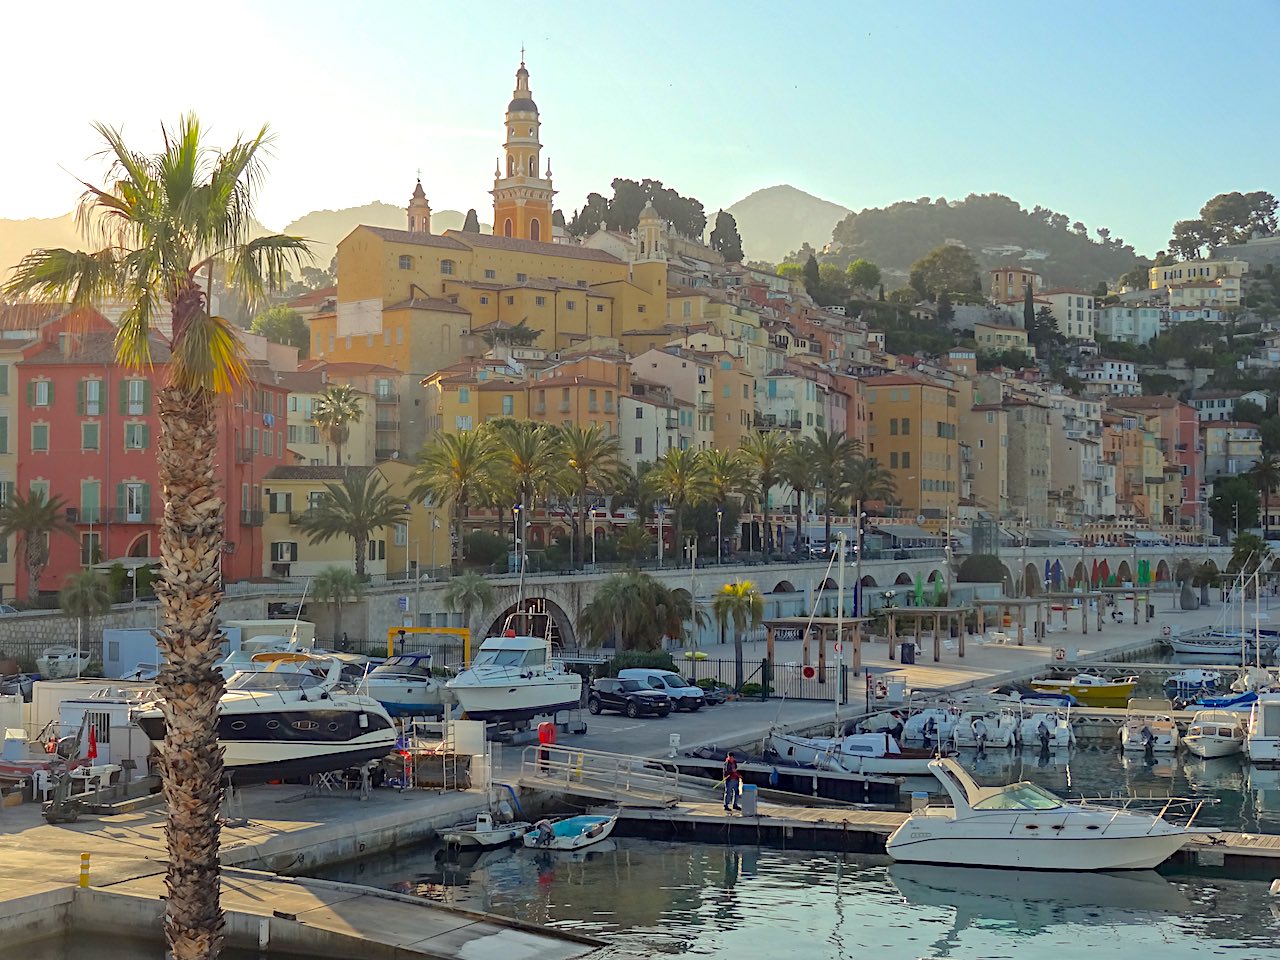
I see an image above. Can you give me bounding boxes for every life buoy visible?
[875,682,887,699]
[801,665,817,680]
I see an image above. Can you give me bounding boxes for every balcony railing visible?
[375,419,399,432]
[375,448,401,461]
[108,507,152,524]
[374,392,400,404]
[236,447,255,464]
[68,507,103,524]
[698,401,714,413]
[239,509,264,527]
[288,508,318,525]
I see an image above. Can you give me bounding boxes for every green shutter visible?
[142,381,152,414]
[0,417,7,455]
[141,484,151,520]
[0,365,8,396]
[116,483,125,516]
[47,381,53,406]
[119,380,128,415]
[26,381,33,406]
[141,424,150,449]
[77,381,85,415]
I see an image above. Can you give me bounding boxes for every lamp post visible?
[513,504,523,574]
[716,506,724,565]
[657,504,666,567]
[686,537,698,646]
[126,567,138,607]
[430,516,439,577]
[412,540,421,626]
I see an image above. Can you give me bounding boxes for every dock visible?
[605,800,1280,872]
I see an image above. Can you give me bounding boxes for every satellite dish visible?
[391,451,400,459]
[916,514,926,525]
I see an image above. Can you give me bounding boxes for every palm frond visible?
[168,311,248,392]
[2,247,126,306]
[225,234,313,308]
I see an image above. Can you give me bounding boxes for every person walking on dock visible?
[723,751,742,812]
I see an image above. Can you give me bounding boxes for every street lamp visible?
[657,504,666,567]
[513,504,523,574]
[716,506,724,565]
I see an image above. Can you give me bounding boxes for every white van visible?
[617,668,705,711]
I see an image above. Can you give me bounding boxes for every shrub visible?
[957,554,1005,583]
[605,650,676,675]
[740,682,763,698]
[695,677,719,691]
[463,531,509,567]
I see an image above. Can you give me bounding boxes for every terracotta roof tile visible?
[359,226,470,250]
[262,465,374,481]
[444,230,623,264]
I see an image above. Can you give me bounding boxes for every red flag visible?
[86,724,98,761]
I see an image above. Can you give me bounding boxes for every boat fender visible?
[769,767,779,787]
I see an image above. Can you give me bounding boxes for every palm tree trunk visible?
[25,548,40,603]
[153,384,226,960]
[794,489,803,556]
[673,501,684,564]
[333,601,343,645]
[733,628,744,689]
[762,486,771,563]
[824,492,833,550]
[576,486,586,570]
[354,535,367,579]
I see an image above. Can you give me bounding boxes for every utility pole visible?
[657,505,665,567]
[413,540,421,626]
[717,506,724,565]
[835,531,846,732]
[687,537,698,646]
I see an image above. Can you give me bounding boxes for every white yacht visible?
[769,730,939,775]
[135,656,396,783]
[363,652,454,718]
[952,704,1017,749]
[1017,710,1074,750]
[1246,693,1280,766]
[1183,710,1245,759]
[1119,698,1180,754]
[446,613,582,722]
[885,757,1215,870]
[37,646,91,679]
[900,707,959,744]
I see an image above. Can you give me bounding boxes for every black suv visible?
[588,678,672,718]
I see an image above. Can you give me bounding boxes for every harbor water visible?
[314,837,1280,959]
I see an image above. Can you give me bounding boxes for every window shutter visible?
[116,483,125,514]
[289,542,298,562]
[26,381,33,406]
[119,380,128,415]
[284,492,292,513]
[141,424,150,449]
[0,417,7,455]
[141,484,151,519]
[143,381,152,414]
[47,381,54,406]
[77,381,85,415]
[0,365,9,395]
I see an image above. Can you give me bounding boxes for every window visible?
[122,421,152,451]
[396,327,404,344]
[505,296,515,305]
[270,541,298,563]
[484,269,496,279]
[635,437,644,454]
[368,539,386,561]
[121,482,148,522]
[480,296,489,305]
[535,296,546,307]
[516,272,527,283]
[31,424,48,452]
[596,304,605,313]
[902,418,911,435]
[123,379,148,415]
[458,387,470,403]
[902,452,910,468]
[82,422,100,452]
[638,304,646,314]
[394,522,407,547]
[81,532,101,566]
[32,380,51,407]
[502,395,514,416]
[577,280,588,288]
[79,379,103,416]
[455,415,473,430]
[890,452,899,468]
[398,255,413,270]
[0,364,8,396]
[889,419,899,436]
[566,300,577,311]
[440,259,455,275]
[682,302,691,318]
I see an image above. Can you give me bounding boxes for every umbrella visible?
[932,575,945,605]
[1090,558,1099,588]
[1044,559,1052,588]
[914,573,925,607]
[1051,559,1064,589]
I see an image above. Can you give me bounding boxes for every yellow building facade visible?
[864,374,960,519]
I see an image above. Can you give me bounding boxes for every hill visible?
[827,193,1143,289]
[726,185,851,264]
[0,213,83,278]
[282,204,489,255]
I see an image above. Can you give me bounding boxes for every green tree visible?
[310,567,364,645]
[844,455,897,506]
[1251,453,1280,539]
[1119,264,1151,291]
[803,253,820,293]
[740,431,791,560]
[3,114,311,959]
[702,449,753,508]
[249,304,308,355]
[647,448,712,559]
[297,470,409,578]
[615,522,653,565]
[846,258,881,293]
[708,209,744,262]
[560,425,620,569]
[441,571,495,640]
[711,581,764,689]
[1234,399,1266,423]
[808,429,859,547]
[59,570,113,665]
[0,490,74,601]
[1022,282,1035,327]
[957,554,1006,583]
[578,571,701,651]
[780,440,812,555]
[1229,531,1267,577]
[1209,474,1260,535]
[461,208,481,233]
[481,318,542,347]
[411,430,500,567]
[1169,219,1212,260]
[567,192,609,237]
[777,263,806,283]
[1261,417,1280,455]
[908,244,981,298]
[877,283,886,302]
[312,383,364,466]
[936,289,954,325]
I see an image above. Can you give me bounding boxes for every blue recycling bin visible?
[740,782,758,816]
[900,642,916,665]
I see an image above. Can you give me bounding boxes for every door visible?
[125,483,145,523]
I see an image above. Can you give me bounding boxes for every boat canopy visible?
[928,757,1063,813]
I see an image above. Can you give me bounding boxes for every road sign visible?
[1053,647,1066,662]
[833,642,843,653]
[801,664,817,680]
[1161,624,1172,638]
[397,596,409,612]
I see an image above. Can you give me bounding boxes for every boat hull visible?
[1029,681,1135,707]
[885,829,1192,871]
[1184,736,1242,759]
[443,822,531,847]
[523,815,615,851]
[447,675,582,722]
[769,732,936,776]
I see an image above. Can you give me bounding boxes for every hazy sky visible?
[3,0,1276,254]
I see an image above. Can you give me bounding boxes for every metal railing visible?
[239,509,264,527]
[107,507,150,524]
[236,447,254,463]
[520,744,683,804]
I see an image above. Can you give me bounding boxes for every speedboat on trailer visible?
[135,656,397,783]
[446,614,582,722]
[885,757,1215,870]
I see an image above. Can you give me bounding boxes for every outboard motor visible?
[1141,725,1156,761]
[972,717,988,753]
[923,717,937,743]
[1037,720,1051,751]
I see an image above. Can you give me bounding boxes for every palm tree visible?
[845,454,898,507]
[560,425,620,569]
[3,115,310,959]
[297,470,408,578]
[578,572,702,651]
[739,431,791,561]
[312,384,364,466]
[810,429,860,547]
[310,567,364,646]
[0,490,74,601]
[486,420,565,566]
[646,448,712,559]
[1230,531,1266,578]
[441,571,495,642]
[780,438,814,556]
[1251,453,1280,540]
[59,570,113,668]
[615,522,652,565]
[712,581,764,689]
[702,448,753,507]
[411,430,500,567]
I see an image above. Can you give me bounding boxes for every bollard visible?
[79,852,90,888]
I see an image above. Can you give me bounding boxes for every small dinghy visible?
[441,813,531,848]
[523,814,617,851]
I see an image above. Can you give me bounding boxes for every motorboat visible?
[0,672,34,700]
[951,705,1017,750]
[884,757,1216,870]
[1120,698,1180,754]
[523,814,617,851]
[363,652,453,718]
[36,646,90,679]
[1183,690,1257,713]
[1232,667,1275,694]
[768,730,939,776]
[135,656,397,783]
[1016,710,1074,750]
[1246,693,1280,766]
[900,707,959,744]
[442,813,532,848]
[1183,710,1245,759]
[1163,669,1222,696]
[1167,629,1280,658]
[1029,673,1138,707]
[218,633,314,679]
[856,709,906,736]
[988,683,1076,708]
[446,615,582,722]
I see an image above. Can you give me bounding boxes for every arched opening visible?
[770,580,797,594]
[1116,560,1133,585]
[504,218,513,238]
[1002,565,1015,593]
[1155,559,1171,582]
[1072,560,1088,588]
[894,572,913,585]
[1023,563,1042,597]
[440,323,452,355]
[528,526,544,546]
[927,569,942,582]
[528,157,537,176]
[859,575,878,587]
[507,156,515,177]
[530,218,541,242]
[127,534,150,557]
[484,596,577,649]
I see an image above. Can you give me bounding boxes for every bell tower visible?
[491,59,555,242]
[407,178,432,234]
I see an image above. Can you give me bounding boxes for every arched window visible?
[504,219,513,238]
[507,156,515,177]
[530,219,541,242]
[398,255,413,270]
[440,259,454,275]
[528,157,537,176]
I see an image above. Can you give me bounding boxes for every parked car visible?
[0,604,17,615]
[618,668,705,711]
[588,678,672,718]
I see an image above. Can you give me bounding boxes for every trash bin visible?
[900,642,916,665]
[1147,603,1155,619]
[740,782,758,816]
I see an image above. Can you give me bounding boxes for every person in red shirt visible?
[722,751,742,811]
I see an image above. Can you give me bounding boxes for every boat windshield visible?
[971,782,1063,811]
[371,657,432,679]
[474,647,545,668]
[227,671,323,692]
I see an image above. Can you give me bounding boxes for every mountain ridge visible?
[725,184,851,264]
